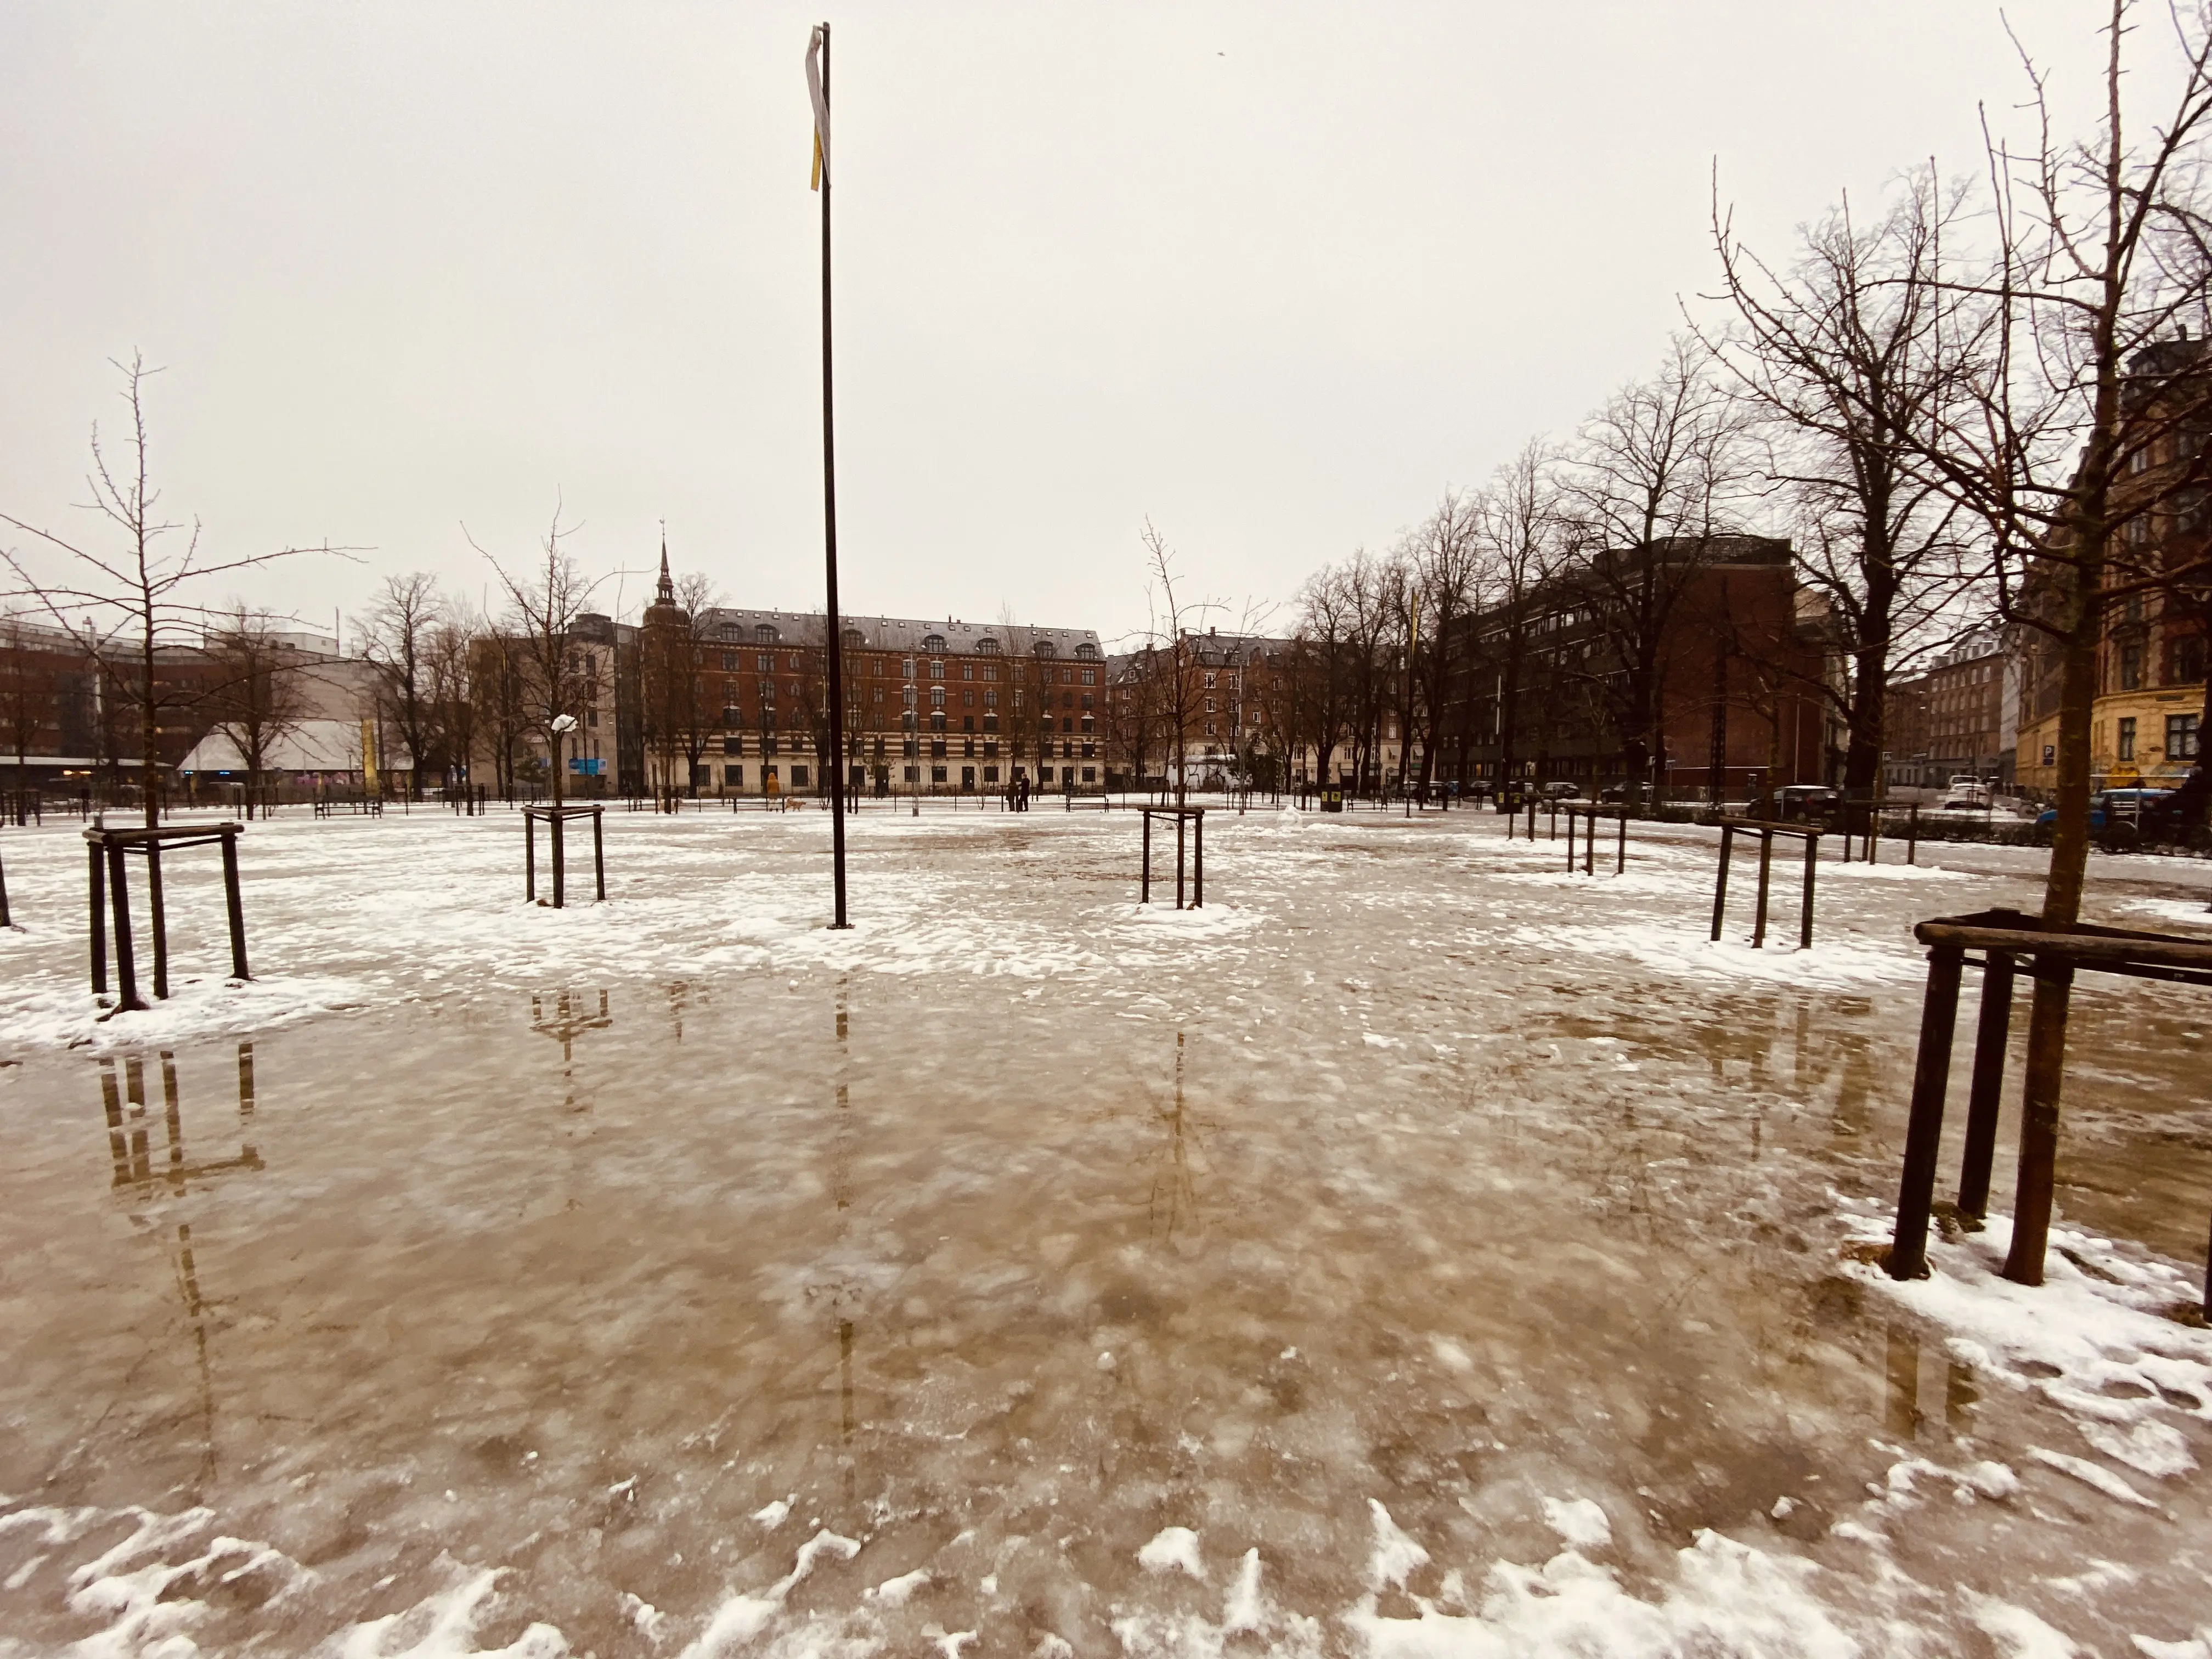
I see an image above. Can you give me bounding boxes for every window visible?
[724,764,743,786]
[903,765,919,783]
[757,652,772,671]
[2170,713,2202,761]
[962,689,975,708]
[929,660,945,681]
[1075,641,1099,660]
[984,690,997,709]
[723,735,741,755]
[1061,668,1073,684]
[931,766,947,783]
[977,636,1001,654]
[1081,668,1097,686]
[902,686,916,707]
[756,624,778,644]
[923,633,946,653]
[2118,716,2137,761]
[721,651,739,671]
[983,664,998,682]
[792,766,809,788]
[902,657,915,679]
[962,663,974,681]
[1204,672,1216,689]
[2178,636,2207,685]
[843,628,865,648]
[586,710,599,728]
[1034,640,1057,659]
[930,686,945,708]
[872,686,884,704]
[2119,642,2143,691]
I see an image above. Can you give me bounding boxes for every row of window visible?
[711,628,1101,659]
[2113,713,2200,763]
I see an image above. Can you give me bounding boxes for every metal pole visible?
[819,21,850,931]
[1141,811,1151,904]
[526,812,536,902]
[1615,809,1626,875]
[552,814,566,909]
[1194,811,1204,907]
[593,808,606,901]
[1176,812,1186,910]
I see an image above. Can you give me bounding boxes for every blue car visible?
[2034,788,2181,849]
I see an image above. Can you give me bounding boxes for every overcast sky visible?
[0,1,2115,646]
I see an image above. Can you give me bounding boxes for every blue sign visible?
[568,756,605,776]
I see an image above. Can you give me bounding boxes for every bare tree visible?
[1,354,337,824]
[1468,444,1567,800]
[428,606,484,797]
[200,608,308,816]
[1290,563,1360,799]
[1911,0,2212,1284]
[1400,490,1485,802]
[1707,166,1988,805]
[358,572,449,800]
[1138,520,1219,803]
[472,503,607,806]
[1559,337,1756,803]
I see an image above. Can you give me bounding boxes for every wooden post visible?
[593,809,606,902]
[106,840,144,1012]
[552,812,567,909]
[88,839,107,995]
[0,850,9,929]
[2002,956,2076,1286]
[1176,812,1186,910]
[146,841,170,1000]
[1799,831,1818,951]
[525,812,537,902]
[1615,809,1626,875]
[1957,949,2015,1221]
[1907,804,1919,867]
[1141,811,1152,904]
[1888,944,1966,1279]
[1193,811,1204,907]
[221,827,250,980]
[1711,823,1733,941]
[1752,828,1774,949]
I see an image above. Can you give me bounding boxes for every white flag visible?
[805,26,830,189]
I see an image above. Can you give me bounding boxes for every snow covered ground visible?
[1,801,2208,1656]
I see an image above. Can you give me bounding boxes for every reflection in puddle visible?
[92,1043,266,1502]
[529,990,612,1111]
[98,1045,263,1192]
[1883,1322,1980,1442]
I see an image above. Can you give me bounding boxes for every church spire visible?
[655,524,674,606]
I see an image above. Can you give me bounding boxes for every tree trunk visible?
[2002,562,2101,1285]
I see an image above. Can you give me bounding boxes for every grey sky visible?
[0,1,2106,646]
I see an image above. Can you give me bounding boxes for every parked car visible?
[2034,788,2184,850]
[1776,785,1841,821]
[1538,781,1582,801]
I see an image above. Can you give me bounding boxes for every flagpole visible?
[817,20,850,928]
